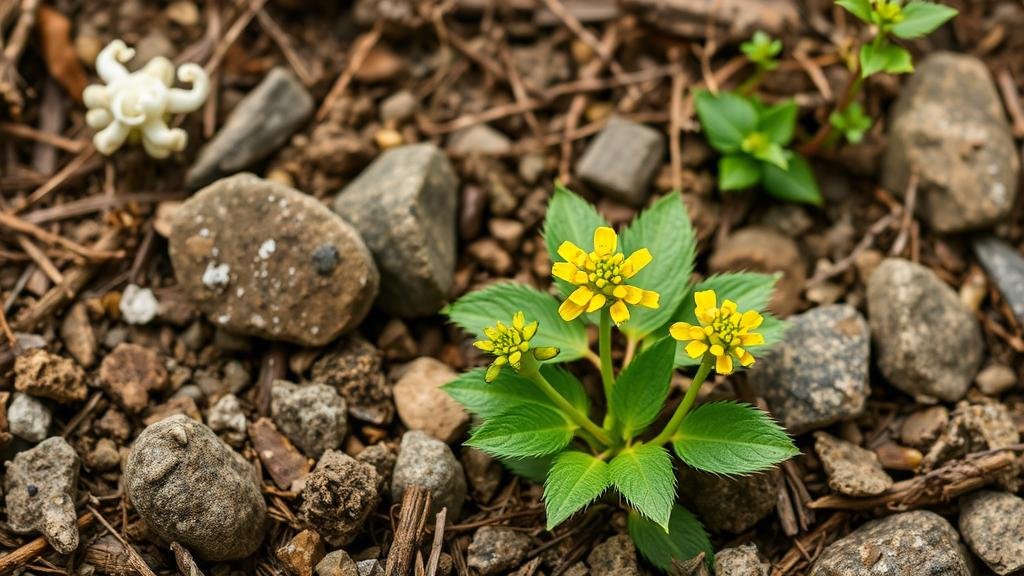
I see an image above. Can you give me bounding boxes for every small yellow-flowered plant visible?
[474,311,558,382]
[670,289,765,375]
[552,226,660,325]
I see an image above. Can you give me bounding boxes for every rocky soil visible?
[1,1,1024,575]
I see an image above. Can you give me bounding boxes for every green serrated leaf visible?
[445,282,588,361]
[757,100,798,146]
[835,0,872,22]
[860,41,913,78]
[629,505,715,572]
[467,404,577,459]
[890,1,957,39]
[719,155,762,191]
[609,337,676,439]
[619,193,697,340]
[608,444,676,530]
[671,273,784,366]
[695,91,758,153]
[762,153,822,205]
[544,451,611,529]
[543,184,610,297]
[443,365,589,420]
[673,401,799,475]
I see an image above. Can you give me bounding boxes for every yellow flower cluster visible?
[551,227,659,325]
[474,311,558,382]
[670,290,765,375]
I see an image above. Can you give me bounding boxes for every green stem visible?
[650,355,715,447]
[737,68,764,96]
[519,355,613,448]
[599,309,615,398]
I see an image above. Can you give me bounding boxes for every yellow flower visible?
[552,226,660,325]
[473,311,559,382]
[669,290,765,375]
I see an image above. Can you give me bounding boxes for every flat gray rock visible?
[271,380,347,458]
[169,173,379,346]
[4,437,80,554]
[334,144,458,317]
[749,305,870,434]
[973,237,1024,326]
[867,258,983,402]
[959,490,1024,575]
[125,415,267,560]
[882,53,1019,232]
[187,68,314,189]
[577,116,664,206]
[810,511,974,576]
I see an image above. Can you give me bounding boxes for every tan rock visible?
[392,357,468,443]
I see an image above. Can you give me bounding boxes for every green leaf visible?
[609,337,677,439]
[629,505,715,572]
[762,153,822,205]
[859,41,913,78]
[719,155,762,191]
[467,404,577,459]
[608,443,676,530]
[543,183,610,297]
[694,91,758,153]
[618,193,697,340]
[673,401,799,475]
[757,100,798,146]
[753,143,789,170]
[501,455,552,483]
[443,365,589,420]
[445,282,588,362]
[828,102,873,144]
[835,0,872,22]
[891,2,957,39]
[671,273,783,367]
[544,451,611,529]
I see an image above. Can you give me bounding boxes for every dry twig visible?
[385,485,432,576]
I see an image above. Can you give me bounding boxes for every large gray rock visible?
[125,415,267,560]
[810,511,973,576]
[271,379,347,458]
[577,116,664,206]
[958,490,1024,575]
[867,258,983,402]
[392,430,466,519]
[4,437,80,554]
[169,173,378,346]
[187,68,314,188]
[973,237,1024,326]
[299,450,380,546]
[749,305,870,434]
[882,53,1019,232]
[333,144,458,317]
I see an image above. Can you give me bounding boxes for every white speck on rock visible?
[217,314,230,324]
[199,227,210,237]
[236,287,246,297]
[258,239,276,259]
[202,262,231,289]
[250,314,266,328]
[120,284,159,325]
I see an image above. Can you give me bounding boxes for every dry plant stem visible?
[0,209,122,261]
[317,23,382,121]
[800,67,863,156]
[519,354,612,449]
[384,485,431,576]
[649,355,714,447]
[0,512,94,575]
[87,506,158,576]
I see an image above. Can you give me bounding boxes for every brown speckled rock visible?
[299,450,380,546]
[4,437,80,554]
[867,258,982,403]
[99,343,168,413]
[125,415,267,560]
[958,491,1024,575]
[392,357,468,443]
[311,336,392,425]
[588,534,641,576]
[466,526,531,575]
[883,53,1018,233]
[923,401,1019,480]
[169,173,378,346]
[14,349,87,403]
[709,227,805,317]
[679,468,781,534]
[810,511,973,576]
[814,432,892,496]
[715,544,768,576]
[748,305,870,434]
[333,144,458,317]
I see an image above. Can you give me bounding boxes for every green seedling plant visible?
[443,184,799,572]
[695,90,822,205]
[820,0,958,146]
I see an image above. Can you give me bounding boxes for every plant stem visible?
[599,308,615,398]
[799,42,865,157]
[519,355,613,448]
[650,355,714,447]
